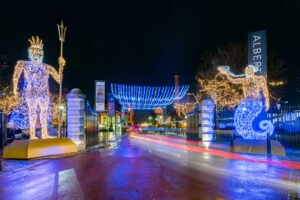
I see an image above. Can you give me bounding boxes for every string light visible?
[12,36,64,139]
[173,93,200,117]
[0,86,22,115]
[269,81,285,86]
[50,94,66,126]
[111,83,189,110]
[198,73,243,108]
[234,99,274,139]
[1,92,66,130]
[217,65,270,110]
[8,98,29,129]
[199,66,284,109]
[217,65,273,139]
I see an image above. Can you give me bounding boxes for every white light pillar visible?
[67,88,86,151]
[199,98,214,141]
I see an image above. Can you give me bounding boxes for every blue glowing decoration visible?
[111,83,189,110]
[234,99,274,140]
[282,112,300,133]
[8,110,29,130]
[218,65,273,140]
[8,92,54,130]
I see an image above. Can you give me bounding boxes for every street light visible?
[57,21,67,138]
[148,116,153,126]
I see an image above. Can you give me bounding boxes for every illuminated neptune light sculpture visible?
[12,36,65,139]
[111,83,189,110]
[218,65,274,140]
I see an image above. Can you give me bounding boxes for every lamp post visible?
[57,21,67,138]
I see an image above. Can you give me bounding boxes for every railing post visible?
[230,130,234,152]
[267,131,272,158]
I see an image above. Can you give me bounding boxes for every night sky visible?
[1,0,300,105]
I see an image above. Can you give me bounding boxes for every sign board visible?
[95,81,105,112]
[107,93,115,117]
[121,110,125,121]
[248,30,267,77]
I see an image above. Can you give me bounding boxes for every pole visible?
[267,131,272,158]
[114,111,116,140]
[57,21,67,138]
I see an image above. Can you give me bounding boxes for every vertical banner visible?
[95,81,105,112]
[107,93,115,117]
[121,108,125,121]
[248,30,267,77]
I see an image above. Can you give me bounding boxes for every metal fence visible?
[0,112,4,153]
[214,107,235,141]
[268,104,300,148]
[215,104,300,148]
[85,101,99,150]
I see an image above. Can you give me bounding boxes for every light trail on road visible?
[131,134,300,170]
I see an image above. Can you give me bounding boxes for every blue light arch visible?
[111,83,189,110]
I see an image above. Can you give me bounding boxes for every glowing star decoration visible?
[12,36,65,139]
[111,83,189,110]
[218,65,274,140]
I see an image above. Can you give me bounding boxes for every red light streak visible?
[131,135,300,170]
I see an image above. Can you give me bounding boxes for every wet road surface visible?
[1,133,300,200]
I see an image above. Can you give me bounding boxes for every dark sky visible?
[1,0,300,104]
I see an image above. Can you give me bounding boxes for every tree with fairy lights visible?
[218,65,274,140]
[197,42,286,108]
[12,36,65,139]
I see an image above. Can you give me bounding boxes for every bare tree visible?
[197,42,287,108]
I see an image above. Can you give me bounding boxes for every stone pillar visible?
[199,98,214,141]
[67,88,86,151]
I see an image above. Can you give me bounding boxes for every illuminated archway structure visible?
[111,83,189,110]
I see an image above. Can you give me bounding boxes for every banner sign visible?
[95,81,105,112]
[121,109,125,121]
[248,30,267,77]
[107,93,115,117]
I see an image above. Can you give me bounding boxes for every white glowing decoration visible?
[13,36,65,139]
[199,98,214,142]
[218,65,270,108]
[66,89,86,151]
[218,65,274,140]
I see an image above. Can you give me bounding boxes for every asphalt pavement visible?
[0,133,300,200]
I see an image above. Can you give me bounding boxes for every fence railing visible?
[85,101,99,150]
[215,104,300,148]
[269,104,300,148]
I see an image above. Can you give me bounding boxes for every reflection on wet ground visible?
[0,133,300,199]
